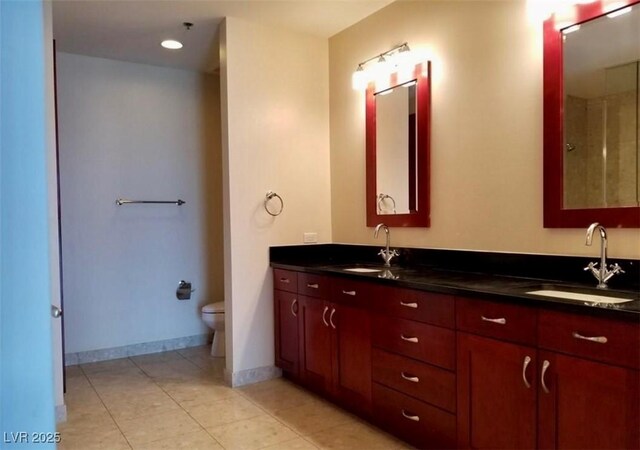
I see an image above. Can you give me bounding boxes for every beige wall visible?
[329,0,640,259]
[220,18,332,378]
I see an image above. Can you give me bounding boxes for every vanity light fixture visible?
[553,3,578,30]
[352,43,412,90]
[563,24,581,33]
[375,87,394,96]
[161,22,193,50]
[606,5,632,16]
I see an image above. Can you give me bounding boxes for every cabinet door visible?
[298,296,332,392]
[331,304,372,415]
[457,333,537,449]
[538,351,640,449]
[274,290,299,376]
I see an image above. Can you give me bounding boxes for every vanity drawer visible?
[372,348,456,413]
[331,278,374,307]
[372,286,454,328]
[273,269,298,293]
[297,273,330,299]
[373,383,456,449]
[372,315,455,370]
[456,297,537,346]
[538,309,640,369]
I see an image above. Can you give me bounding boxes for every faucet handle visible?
[609,263,625,274]
[391,249,399,257]
[584,261,597,271]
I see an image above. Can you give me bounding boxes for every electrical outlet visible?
[303,232,318,244]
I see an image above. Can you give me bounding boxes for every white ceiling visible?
[52,0,394,73]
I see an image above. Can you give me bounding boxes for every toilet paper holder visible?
[177,280,195,300]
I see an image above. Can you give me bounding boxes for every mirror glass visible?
[366,61,430,227]
[563,6,640,209]
[375,81,417,215]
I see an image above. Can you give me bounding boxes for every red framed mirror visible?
[366,62,431,227]
[543,0,640,227]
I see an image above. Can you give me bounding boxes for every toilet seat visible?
[202,302,224,314]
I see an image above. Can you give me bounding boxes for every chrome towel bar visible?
[116,198,185,206]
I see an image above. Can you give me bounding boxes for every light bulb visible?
[352,65,368,90]
[607,6,632,17]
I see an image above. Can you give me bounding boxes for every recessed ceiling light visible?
[161,39,183,50]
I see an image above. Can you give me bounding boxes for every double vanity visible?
[270,244,639,449]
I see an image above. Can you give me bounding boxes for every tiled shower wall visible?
[564,62,639,209]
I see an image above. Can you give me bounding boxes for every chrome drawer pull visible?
[522,356,531,389]
[572,332,607,344]
[401,372,419,383]
[400,334,419,343]
[401,410,420,422]
[329,308,336,329]
[279,278,290,284]
[481,316,506,325]
[291,299,298,317]
[400,301,418,309]
[342,290,356,296]
[307,283,319,289]
[322,306,329,327]
[541,360,551,394]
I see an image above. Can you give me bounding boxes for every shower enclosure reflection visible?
[563,6,640,209]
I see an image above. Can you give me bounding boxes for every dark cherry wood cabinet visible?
[273,269,640,449]
[274,289,299,375]
[537,351,640,449]
[457,297,640,450]
[298,295,332,392]
[275,272,373,414]
[457,333,538,449]
[331,303,372,414]
[273,269,300,378]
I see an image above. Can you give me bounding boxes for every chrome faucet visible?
[584,222,624,289]
[374,223,399,267]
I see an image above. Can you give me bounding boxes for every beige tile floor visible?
[59,346,410,450]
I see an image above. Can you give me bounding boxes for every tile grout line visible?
[77,363,135,450]
[128,352,230,449]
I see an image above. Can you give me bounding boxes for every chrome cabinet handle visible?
[400,334,419,343]
[329,308,336,329]
[572,332,607,344]
[279,278,290,284]
[400,301,418,309]
[306,283,319,289]
[290,299,297,317]
[522,356,532,389]
[401,372,419,383]
[342,290,356,296]
[481,316,506,325]
[401,410,420,422]
[541,360,551,394]
[322,306,329,327]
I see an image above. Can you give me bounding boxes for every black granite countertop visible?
[270,245,640,320]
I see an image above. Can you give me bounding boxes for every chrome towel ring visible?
[377,193,396,214]
[264,191,284,216]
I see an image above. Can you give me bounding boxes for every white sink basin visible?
[342,267,382,273]
[526,289,635,304]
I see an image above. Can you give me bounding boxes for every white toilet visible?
[201,302,225,357]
